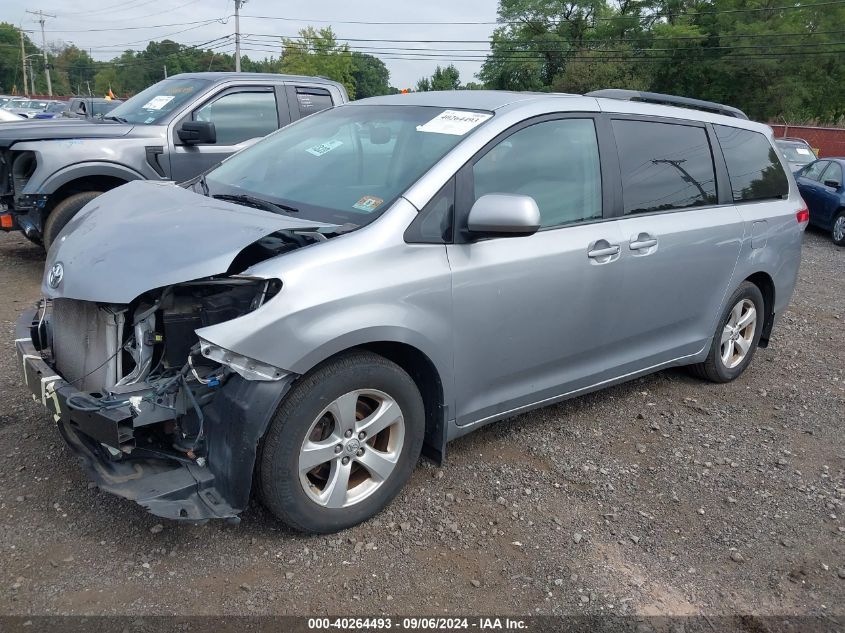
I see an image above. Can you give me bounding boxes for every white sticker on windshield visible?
[416,110,492,136]
[142,95,175,110]
[306,139,343,156]
[796,148,812,156]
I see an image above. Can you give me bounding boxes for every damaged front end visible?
[15,180,349,521]
[17,276,295,522]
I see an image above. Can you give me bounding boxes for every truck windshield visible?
[105,78,210,124]
[204,104,493,227]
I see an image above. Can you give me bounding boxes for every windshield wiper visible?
[102,115,128,123]
[212,193,299,215]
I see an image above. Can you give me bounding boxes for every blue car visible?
[33,101,69,120]
[795,158,845,246]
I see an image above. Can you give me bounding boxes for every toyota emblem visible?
[47,262,64,289]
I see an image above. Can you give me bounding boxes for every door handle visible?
[587,245,620,258]
[629,233,658,251]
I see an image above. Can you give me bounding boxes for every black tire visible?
[42,191,102,252]
[258,351,425,533]
[689,281,765,383]
[832,209,845,247]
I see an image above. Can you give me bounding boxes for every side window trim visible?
[707,122,733,206]
[607,114,722,216]
[454,112,610,243]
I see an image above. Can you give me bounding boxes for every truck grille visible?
[51,299,122,393]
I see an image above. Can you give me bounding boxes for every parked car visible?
[795,158,845,245]
[16,89,805,533]
[775,137,817,172]
[3,98,51,118]
[0,72,348,249]
[61,96,123,120]
[0,95,16,107]
[0,109,26,122]
[33,101,69,119]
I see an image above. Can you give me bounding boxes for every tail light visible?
[796,200,810,225]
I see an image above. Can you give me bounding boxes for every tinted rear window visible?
[612,119,717,215]
[715,126,789,202]
[296,88,333,117]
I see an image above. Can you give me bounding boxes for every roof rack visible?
[586,89,748,120]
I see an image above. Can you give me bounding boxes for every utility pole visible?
[234,0,247,72]
[164,64,168,78]
[26,10,55,96]
[19,28,28,97]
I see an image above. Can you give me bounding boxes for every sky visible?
[2,0,501,88]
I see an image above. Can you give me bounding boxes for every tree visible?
[477,0,845,123]
[416,64,462,91]
[0,23,41,94]
[281,27,356,99]
[350,53,390,99]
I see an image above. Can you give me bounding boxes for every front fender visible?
[35,161,147,195]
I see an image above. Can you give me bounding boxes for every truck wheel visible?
[258,351,425,533]
[43,191,102,252]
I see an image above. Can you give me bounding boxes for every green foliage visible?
[350,52,391,99]
[478,0,845,123]
[416,64,463,91]
[280,27,356,99]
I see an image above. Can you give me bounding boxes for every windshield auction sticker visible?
[416,110,492,135]
[306,139,344,156]
[142,95,175,110]
[353,195,384,212]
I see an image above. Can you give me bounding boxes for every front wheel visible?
[258,351,424,533]
[42,191,102,252]
[689,281,764,383]
[832,210,845,247]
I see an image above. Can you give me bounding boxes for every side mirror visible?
[177,120,216,145]
[467,193,541,237]
[823,179,840,189]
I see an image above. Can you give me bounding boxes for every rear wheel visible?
[42,191,102,252]
[832,210,845,247]
[258,351,424,533]
[689,281,764,383]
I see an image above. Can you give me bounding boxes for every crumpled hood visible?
[0,119,134,147]
[43,180,331,303]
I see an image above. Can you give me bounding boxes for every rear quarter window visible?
[715,125,789,202]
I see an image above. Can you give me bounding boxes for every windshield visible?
[776,141,815,163]
[105,78,210,124]
[204,105,493,227]
[92,100,120,116]
[46,102,67,113]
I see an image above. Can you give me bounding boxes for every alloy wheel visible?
[720,298,757,369]
[298,389,405,508]
[833,215,845,243]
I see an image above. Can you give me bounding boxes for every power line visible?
[241,27,845,45]
[42,17,231,33]
[240,0,845,25]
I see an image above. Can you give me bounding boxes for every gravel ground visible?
[0,228,843,618]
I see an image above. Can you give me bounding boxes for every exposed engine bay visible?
[28,226,336,470]
[34,276,281,465]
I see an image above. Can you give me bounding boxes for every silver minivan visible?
[16,89,806,533]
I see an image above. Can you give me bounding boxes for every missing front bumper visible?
[16,307,296,522]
